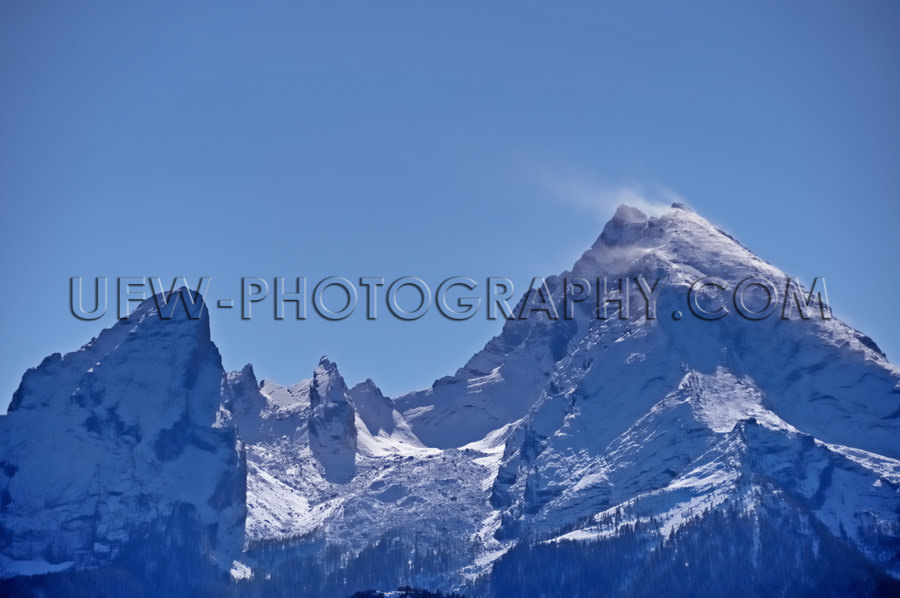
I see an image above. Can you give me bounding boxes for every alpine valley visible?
[1,204,898,597]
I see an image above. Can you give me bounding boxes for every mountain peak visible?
[613,203,649,224]
[351,378,381,395]
[129,287,210,326]
[312,357,351,406]
[8,288,215,414]
[316,355,336,371]
[228,363,260,395]
[0,287,242,577]
[574,201,776,285]
[309,359,356,482]
[313,356,344,389]
[599,201,704,242]
[598,204,655,246]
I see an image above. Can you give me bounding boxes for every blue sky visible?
[2,1,898,408]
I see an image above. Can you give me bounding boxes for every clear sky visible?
[2,1,898,409]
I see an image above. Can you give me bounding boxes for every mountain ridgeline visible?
[1,204,898,597]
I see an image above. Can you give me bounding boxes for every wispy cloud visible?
[540,170,684,221]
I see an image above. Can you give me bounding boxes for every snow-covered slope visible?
[223,356,503,587]
[1,203,898,596]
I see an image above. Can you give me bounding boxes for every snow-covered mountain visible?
[1,204,898,597]
[0,293,246,593]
